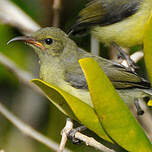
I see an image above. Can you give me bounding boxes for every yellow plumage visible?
[72,0,152,48]
[92,0,152,47]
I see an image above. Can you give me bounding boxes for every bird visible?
[69,0,152,48]
[8,27,152,115]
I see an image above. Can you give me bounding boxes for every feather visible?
[70,0,141,35]
[64,48,150,90]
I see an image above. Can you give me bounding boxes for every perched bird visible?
[8,27,152,114]
[70,0,152,48]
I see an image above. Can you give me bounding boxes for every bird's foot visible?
[134,99,144,116]
[118,49,138,70]
[112,43,138,72]
[67,126,86,144]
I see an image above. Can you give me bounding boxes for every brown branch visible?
[121,51,144,67]
[91,35,100,55]
[130,51,144,63]
[59,118,115,152]
[0,0,40,35]
[131,99,152,142]
[0,102,71,152]
[0,53,42,95]
[0,52,116,151]
[51,0,62,27]
[0,0,151,149]
[75,132,115,152]
[58,118,73,152]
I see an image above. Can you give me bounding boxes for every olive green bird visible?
[8,27,152,114]
[70,0,152,48]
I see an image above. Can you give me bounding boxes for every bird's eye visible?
[44,38,53,45]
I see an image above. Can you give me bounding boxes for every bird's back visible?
[68,48,151,90]
[70,0,152,47]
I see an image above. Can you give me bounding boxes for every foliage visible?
[0,0,152,152]
[32,57,152,152]
[144,14,152,84]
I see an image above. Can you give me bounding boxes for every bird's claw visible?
[134,99,144,116]
[67,126,86,144]
[67,129,82,144]
[137,109,144,116]
[118,50,138,71]
[112,43,138,72]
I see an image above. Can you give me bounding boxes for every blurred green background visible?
[0,0,102,152]
[0,0,148,152]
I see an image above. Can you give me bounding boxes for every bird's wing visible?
[70,0,140,35]
[65,65,88,89]
[64,50,150,90]
[96,57,150,89]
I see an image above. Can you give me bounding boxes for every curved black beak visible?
[7,36,34,45]
[7,36,44,49]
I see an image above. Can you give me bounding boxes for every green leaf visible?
[79,58,152,152]
[31,79,75,118]
[31,79,112,143]
[147,100,152,107]
[144,15,152,84]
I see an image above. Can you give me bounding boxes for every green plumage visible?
[8,27,152,106]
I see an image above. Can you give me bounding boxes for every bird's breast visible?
[39,62,93,107]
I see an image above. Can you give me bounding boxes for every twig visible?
[58,118,73,152]
[0,1,150,149]
[0,51,150,149]
[127,51,152,142]
[0,0,40,35]
[130,51,144,63]
[121,51,144,67]
[0,50,143,95]
[59,118,115,152]
[0,53,42,95]
[0,0,144,63]
[91,35,100,56]
[132,99,152,142]
[75,132,115,152]
[51,0,62,27]
[0,1,114,151]
[0,102,70,152]
[121,51,144,71]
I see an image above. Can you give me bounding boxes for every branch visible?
[75,132,115,152]
[91,35,100,56]
[132,99,152,142]
[130,51,144,63]
[59,118,115,152]
[0,53,42,95]
[0,52,115,152]
[0,102,71,152]
[0,0,40,35]
[0,0,144,63]
[122,51,152,142]
[58,118,73,152]
[51,0,62,27]
[0,1,150,148]
[0,51,151,146]
[121,51,144,67]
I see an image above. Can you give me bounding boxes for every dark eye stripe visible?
[45,38,53,45]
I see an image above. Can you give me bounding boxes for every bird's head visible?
[8,27,76,58]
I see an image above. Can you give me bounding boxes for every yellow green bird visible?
[70,0,152,48]
[8,27,152,115]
